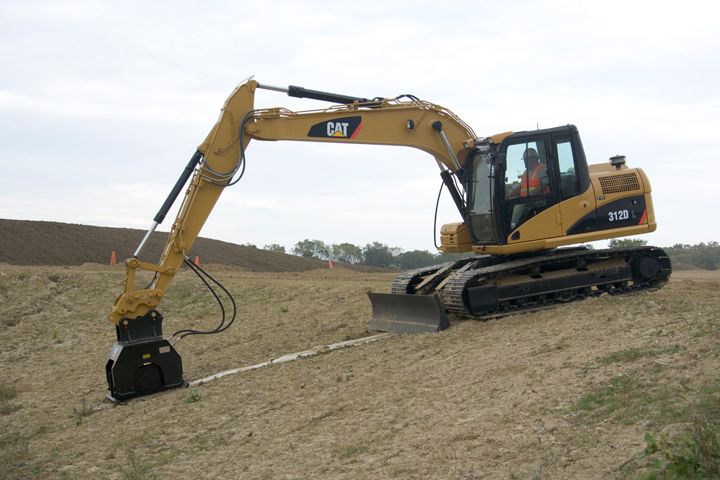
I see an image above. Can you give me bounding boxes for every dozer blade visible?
[367,292,450,334]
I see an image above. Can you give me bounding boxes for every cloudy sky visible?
[1,0,718,254]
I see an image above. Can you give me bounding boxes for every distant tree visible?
[608,238,648,248]
[292,239,330,259]
[293,239,317,258]
[395,250,437,269]
[332,243,363,264]
[263,243,286,254]
[665,242,720,270]
[362,242,395,267]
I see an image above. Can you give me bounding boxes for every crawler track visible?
[391,246,671,321]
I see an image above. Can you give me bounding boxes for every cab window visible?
[504,140,550,199]
[556,139,579,198]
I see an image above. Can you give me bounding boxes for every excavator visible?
[106,79,671,401]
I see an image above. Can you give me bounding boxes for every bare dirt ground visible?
[1,265,719,479]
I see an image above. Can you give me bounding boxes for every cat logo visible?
[327,122,350,137]
[307,116,362,139]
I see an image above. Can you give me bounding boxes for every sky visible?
[1,0,718,254]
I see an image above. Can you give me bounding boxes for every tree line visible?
[263,240,470,269]
[663,241,720,270]
[262,239,720,270]
[608,239,720,270]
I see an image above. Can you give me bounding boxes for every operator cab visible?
[466,125,590,246]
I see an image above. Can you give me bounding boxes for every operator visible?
[509,147,550,229]
[519,147,549,197]
[507,147,550,198]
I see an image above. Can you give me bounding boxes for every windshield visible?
[468,150,498,243]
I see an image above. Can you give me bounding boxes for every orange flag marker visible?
[110,250,117,266]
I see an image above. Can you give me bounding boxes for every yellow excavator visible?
[105,79,671,400]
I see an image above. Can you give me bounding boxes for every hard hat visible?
[523,148,539,162]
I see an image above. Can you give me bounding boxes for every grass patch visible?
[120,450,157,480]
[185,389,202,404]
[73,398,94,425]
[163,278,217,317]
[530,336,570,356]
[569,375,685,426]
[598,348,651,364]
[338,442,370,460]
[574,375,638,416]
[189,431,231,452]
[597,345,681,365]
[0,381,20,415]
[52,329,64,344]
[0,430,30,478]
[633,386,720,479]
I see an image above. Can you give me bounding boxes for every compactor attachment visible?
[367,292,449,334]
[105,310,186,401]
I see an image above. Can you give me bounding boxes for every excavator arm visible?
[108,81,256,327]
[109,80,478,326]
[105,79,479,400]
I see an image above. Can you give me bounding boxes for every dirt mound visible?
[0,219,327,272]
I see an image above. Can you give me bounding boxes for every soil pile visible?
[0,219,326,271]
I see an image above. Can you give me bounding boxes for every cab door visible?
[500,135,563,243]
[553,132,597,235]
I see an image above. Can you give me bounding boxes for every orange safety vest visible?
[520,163,548,197]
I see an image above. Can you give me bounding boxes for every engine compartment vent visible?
[598,173,640,194]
